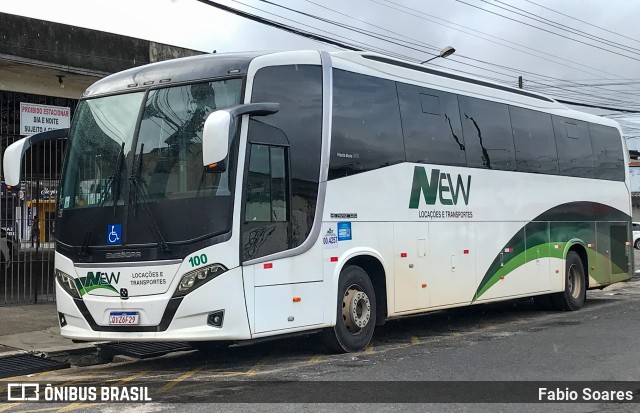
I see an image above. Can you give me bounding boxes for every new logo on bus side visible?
[409,166,473,219]
[74,272,120,296]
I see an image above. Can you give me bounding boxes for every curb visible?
[38,343,111,367]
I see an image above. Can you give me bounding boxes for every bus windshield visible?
[58,78,244,247]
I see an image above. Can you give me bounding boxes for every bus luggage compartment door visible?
[393,222,423,312]
[253,282,324,334]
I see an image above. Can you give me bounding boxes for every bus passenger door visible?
[393,222,420,312]
[240,61,325,334]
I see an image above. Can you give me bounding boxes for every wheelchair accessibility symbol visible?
[106,224,122,245]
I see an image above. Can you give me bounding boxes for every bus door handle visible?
[418,238,426,257]
[451,254,456,272]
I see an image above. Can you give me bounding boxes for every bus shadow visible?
[135,294,622,373]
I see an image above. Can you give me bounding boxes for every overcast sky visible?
[3,0,640,142]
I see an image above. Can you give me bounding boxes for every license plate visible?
[109,311,139,325]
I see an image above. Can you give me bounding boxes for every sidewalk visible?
[0,305,194,374]
[0,303,94,356]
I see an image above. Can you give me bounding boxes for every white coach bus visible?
[4,51,632,352]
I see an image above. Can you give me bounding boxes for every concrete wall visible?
[0,12,203,99]
[0,12,202,74]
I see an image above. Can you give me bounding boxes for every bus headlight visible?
[56,269,80,299]
[174,264,227,297]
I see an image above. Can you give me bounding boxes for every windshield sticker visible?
[338,222,352,241]
[323,225,338,249]
[106,224,122,245]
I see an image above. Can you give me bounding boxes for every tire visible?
[551,251,586,311]
[635,239,640,250]
[322,265,377,353]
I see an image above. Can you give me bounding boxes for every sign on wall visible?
[20,102,70,136]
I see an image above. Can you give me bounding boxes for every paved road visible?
[2,255,640,412]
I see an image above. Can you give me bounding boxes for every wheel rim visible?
[342,284,371,335]
[567,263,582,299]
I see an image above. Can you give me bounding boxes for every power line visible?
[194,0,358,50]
[222,0,427,60]
[443,57,640,101]
[529,81,640,88]
[284,0,640,102]
[523,0,640,44]
[196,0,640,112]
[295,0,640,105]
[256,0,443,57]
[454,0,640,63]
[481,0,640,55]
[555,100,640,113]
[525,79,640,107]
[371,0,635,82]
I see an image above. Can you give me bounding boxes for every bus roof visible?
[83,52,264,98]
[81,49,619,130]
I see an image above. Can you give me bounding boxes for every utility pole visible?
[518,76,523,89]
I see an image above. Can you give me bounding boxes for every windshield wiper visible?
[99,142,125,213]
[79,142,125,258]
[79,230,92,258]
[129,144,171,253]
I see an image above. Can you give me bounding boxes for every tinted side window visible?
[552,116,595,178]
[244,65,322,260]
[243,144,290,259]
[397,82,466,166]
[509,106,559,174]
[329,69,405,179]
[458,96,516,171]
[245,145,288,223]
[589,124,625,181]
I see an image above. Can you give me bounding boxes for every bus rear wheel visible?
[551,251,586,311]
[322,265,377,353]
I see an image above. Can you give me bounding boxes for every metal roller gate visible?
[1,91,76,305]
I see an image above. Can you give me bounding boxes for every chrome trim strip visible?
[74,259,182,268]
[318,50,333,184]
[244,51,332,266]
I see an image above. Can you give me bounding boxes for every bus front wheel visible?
[552,251,586,311]
[323,265,377,353]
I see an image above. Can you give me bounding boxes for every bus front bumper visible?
[56,266,252,341]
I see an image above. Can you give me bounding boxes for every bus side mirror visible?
[202,111,232,171]
[202,102,279,171]
[2,128,68,186]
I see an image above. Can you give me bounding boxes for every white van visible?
[633,222,640,249]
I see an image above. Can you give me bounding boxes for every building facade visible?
[0,12,202,304]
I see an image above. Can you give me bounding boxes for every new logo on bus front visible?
[409,166,471,208]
